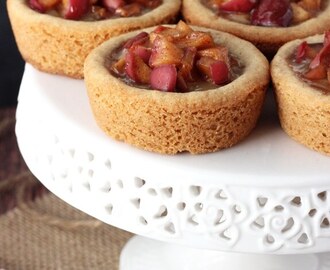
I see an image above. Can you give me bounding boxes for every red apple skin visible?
[296,41,308,63]
[310,31,330,69]
[62,0,90,20]
[132,46,152,64]
[123,32,149,49]
[29,0,47,12]
[220,0,257,13]
[210,61,229,85]
[102,0,125,10]
[251,0,293,27]
[125,51,151,84]
[125,51,138,82]
[150,65,177,92]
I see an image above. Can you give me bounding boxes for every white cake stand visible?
[16,65,330,270]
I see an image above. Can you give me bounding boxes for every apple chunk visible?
[177,31,214,50]
[149,36,184,68]
[29,0,60,12]
[59,0,89,20]
[296,41,308,63]
[210,61,229,85]
[309,31,330,69]
[125,51,151,84]
[220,0,257,12]
[29,0,47,12]
[251,0,293,27]
[102,0,125,10]
[178,47,197,81]
[150,65,177,92]
[131,45,152,64]
[197,57,229,84]
[123,32,149,49]
[304,64,327,80]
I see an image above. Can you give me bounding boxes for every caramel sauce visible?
[288,43,330,94]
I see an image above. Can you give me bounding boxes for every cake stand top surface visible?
[19,64,330,187]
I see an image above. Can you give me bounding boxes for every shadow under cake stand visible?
[16,65,330,270]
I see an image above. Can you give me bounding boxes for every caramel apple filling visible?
[28,0,161,20]
[204,0,323,27]
[289,31,330,94]
[108,21,243,92]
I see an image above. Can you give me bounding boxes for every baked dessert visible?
[7,0,180,78]
[271,32,330,155]
[84,22,269,154]
[182,0,330,56]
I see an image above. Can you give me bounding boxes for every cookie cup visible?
[271,34,330,155]
[84,26,269,154]
[7,0,180,78]
[182,0,330,56]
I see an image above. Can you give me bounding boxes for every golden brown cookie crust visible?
[182,0,330,56]
[7,0,180,78]
[84,26,270,154]
[271,34,330,155]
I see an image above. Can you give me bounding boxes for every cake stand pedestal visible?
[120,236,330,270]
[16,65,330,270]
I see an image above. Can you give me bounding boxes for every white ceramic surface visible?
[16,65,330,255]
[120,236,330,270]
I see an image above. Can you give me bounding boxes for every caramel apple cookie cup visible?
[182,0,330,57]
[84,26,269,154]
[271,34,330,155]
[7,0,180,78]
